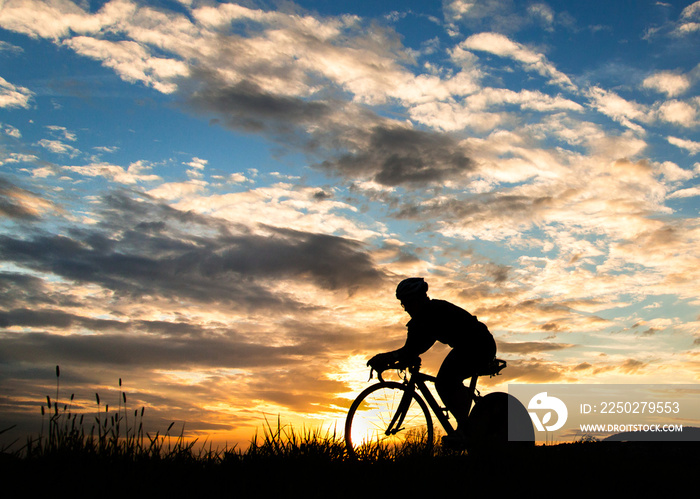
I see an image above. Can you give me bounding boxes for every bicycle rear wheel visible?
[467,392,534,456]
[345,381,433,458]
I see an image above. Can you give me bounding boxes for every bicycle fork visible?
[385,381,415,436]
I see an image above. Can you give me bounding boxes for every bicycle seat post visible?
[468,374,479,393]
[465,373,479,411]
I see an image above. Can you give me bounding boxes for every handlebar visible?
[369,356,422,382]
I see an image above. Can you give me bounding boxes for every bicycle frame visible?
[408,370,456,436]
[385,366,467,437]
[382,360,497,437]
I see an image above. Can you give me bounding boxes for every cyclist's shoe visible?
[441,430,469,451]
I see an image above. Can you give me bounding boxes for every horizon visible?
[1,0,699,449]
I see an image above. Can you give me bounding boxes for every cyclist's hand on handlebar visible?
[367,352,394,371]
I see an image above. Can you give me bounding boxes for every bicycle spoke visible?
[345,382,433,457]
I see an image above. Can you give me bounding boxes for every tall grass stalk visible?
[21,366,194,463]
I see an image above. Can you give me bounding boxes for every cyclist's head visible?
[395,277,428,301]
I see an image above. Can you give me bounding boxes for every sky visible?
[0,0,699,448]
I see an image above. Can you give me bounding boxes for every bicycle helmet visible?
[395,277,428,300]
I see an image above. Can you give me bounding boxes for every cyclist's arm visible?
[368,339,430,369]
[394,326,435,360]
[367,322,435,369]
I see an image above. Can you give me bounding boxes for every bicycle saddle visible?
[476,358,507,377]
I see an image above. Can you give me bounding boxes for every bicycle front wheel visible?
[345,381,433,458]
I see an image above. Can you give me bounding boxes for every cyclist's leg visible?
[436,348,493,429]
[437,343,496,447]
[436,351,473,431]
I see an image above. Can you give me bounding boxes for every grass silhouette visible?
[24,367,197,463]
[2,366,696,496]
[6,365,440,465]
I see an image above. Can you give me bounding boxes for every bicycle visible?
[344,356,534,458]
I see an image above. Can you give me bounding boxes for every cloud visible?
[0,0,570,196]
[496,359,567,383]
[668,187,700,199]
[228,173,248,183]
[443,0,526,34]
[0,40,23,55]
[0,329,308,370]
[0,177,58,220]
[656,99,698,127]
[0,308,129,332]
[46,125,77,142]
[668,136,700,154]
[618,358,647,374]
[63,162,161,184]
[148,180,208,200]
[585,86,648,132]
[187,78,336,134]
[409,88,583,132]
[682,1,700,18]
[184,63,477,188]
[0,272,57,309]
[0,191,385,307]
[0,76,34,108]
[184,62,476,188]
[36,139,80,157]
[499,341,574,354]
[63,36,188,94]
[0,0,583,198]
[460,32,576,90]
[392,154,665,243]
[0,0,101,40]
[318,124,475,186]
[185,157,208,176]
[171,183,381,241]
[677,1,700,34]
[1,123,21,138]
[0,1,189,93]
[527,3,557,31]
[656,161,695,182]
[642,71,691,97]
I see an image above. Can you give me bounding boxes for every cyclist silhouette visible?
[367,277,497,448]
